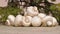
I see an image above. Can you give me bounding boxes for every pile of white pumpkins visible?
[5,6,58,27]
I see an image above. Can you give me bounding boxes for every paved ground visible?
[0,25,60,34]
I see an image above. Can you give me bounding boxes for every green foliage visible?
[50,4,60,23]
[50,3,60,11]
[50,5,56,11]
[0,6,22,23]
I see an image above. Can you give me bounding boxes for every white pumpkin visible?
[46,21,52,26]
[42,16,58,27]
[33,6,39,12]
[26,6,39,17]
[7,15,15,25]
[52,17,58,26]
[31,16,41,27]
[5,19,11,26]
[42,16,53,26]
[22,16,32,27]
[38,13,46,19]
[14,15,23,26]
[38,13,46,24]
[46,17,58,26]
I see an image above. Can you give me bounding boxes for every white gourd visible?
[31,16,41,27]
[42,16,58,27]
[52,17,58,26]
[26,6,38,17]
[47,21,52,26]
[5,19,11,26]
[14,15,23,26]
[42,16,53,26]
[8,15,15,25]
[22,16,32,27]
[38,13,46,19]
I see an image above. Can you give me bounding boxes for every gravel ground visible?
[0,25,60,34]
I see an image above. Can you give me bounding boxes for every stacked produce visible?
[5,6,58,27]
